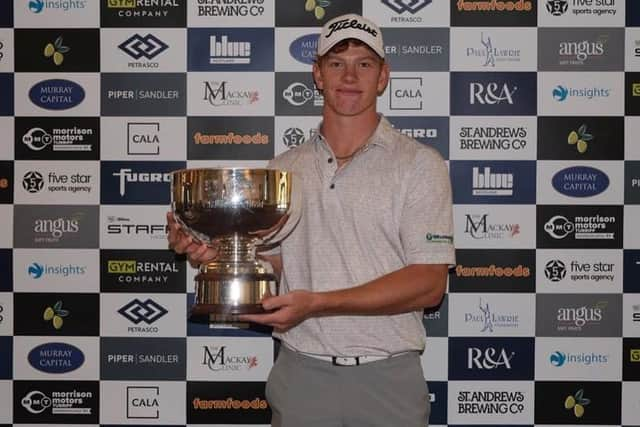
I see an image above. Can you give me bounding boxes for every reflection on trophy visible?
[171,168,300,321]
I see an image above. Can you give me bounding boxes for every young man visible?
[168,14,454,427]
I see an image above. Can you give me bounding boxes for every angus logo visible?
[29,79,85,110]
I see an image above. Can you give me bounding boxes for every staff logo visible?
[382,0,432,14]
[118,34,168,60]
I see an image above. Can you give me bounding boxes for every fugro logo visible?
[552,166,609,197]
[28,342,84,374]
[289,33,319,65]
[101,249,185,293]
[28,79,85,110]
[100,161,185,204]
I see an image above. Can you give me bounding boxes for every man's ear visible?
[313,61,324,91]
[377,61,390,95]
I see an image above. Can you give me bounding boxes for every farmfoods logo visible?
[192,397,268,410]
[456,390,525,414]
[456,0,533,11]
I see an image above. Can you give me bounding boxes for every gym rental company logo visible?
[102,0,186,27]
[101,249,185,293]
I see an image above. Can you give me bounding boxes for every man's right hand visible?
[167,212,219,267]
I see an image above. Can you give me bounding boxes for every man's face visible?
[313,43,389,118]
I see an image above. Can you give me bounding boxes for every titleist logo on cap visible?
[325,18,378,39]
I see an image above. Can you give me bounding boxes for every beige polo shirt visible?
[267,115,454,357]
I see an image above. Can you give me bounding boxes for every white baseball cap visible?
[317,13,384,59]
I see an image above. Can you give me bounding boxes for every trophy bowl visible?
[171,168,300,321]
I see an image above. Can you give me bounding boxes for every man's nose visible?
[341,63,358,82]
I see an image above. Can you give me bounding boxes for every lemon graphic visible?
[43,43,55,58]
[315,5,325,19]
[43,36,70,66]
[305,0,315,12]
[564,395,575,409]
[567,124,593,154]
[43,301,69,329]
[53,315,64,330]
[564,389,590,418]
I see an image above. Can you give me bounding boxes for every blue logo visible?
[188,28,274,72]
[29,79,85,110]
[552,166,610,197]
[550,351,566,366]
[29,0,44,13]
[553,85,568,101]
[28,342,85,374]
[450,160,536,204]
[28,263,44,279]
[289,33,319,65]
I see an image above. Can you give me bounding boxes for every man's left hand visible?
[239,290,317,333]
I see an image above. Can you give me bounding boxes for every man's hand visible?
[239,290,318,333]
[167,212,218,267]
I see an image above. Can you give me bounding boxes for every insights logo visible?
[29,0,88,13]
[552,85,611,102]
[28,262,86,279]
[549,350,609,367]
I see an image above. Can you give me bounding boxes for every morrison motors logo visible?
[29,79,85,110]
[552,84,611,101]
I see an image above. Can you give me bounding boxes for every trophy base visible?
[190,271,277,322]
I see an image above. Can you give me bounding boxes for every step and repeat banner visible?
[0,0,639,425]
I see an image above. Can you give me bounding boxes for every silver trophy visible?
[171,168,300,321]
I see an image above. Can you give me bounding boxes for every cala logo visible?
[552,166,609,198]
[289,33,319,65]
[28,342,85,374]
[29,79,85,110]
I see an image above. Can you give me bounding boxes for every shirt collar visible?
[311,114,393,154]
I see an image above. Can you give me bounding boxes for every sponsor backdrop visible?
[0,0,639,425]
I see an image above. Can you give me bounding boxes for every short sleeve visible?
[399,147,455,266]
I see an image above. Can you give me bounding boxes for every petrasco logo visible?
[29,79,85,110]
[552,166,609,197]
[28,342,85,374]
[383,0,432,14]
[119,34,168,61]
[118,298,168,326]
